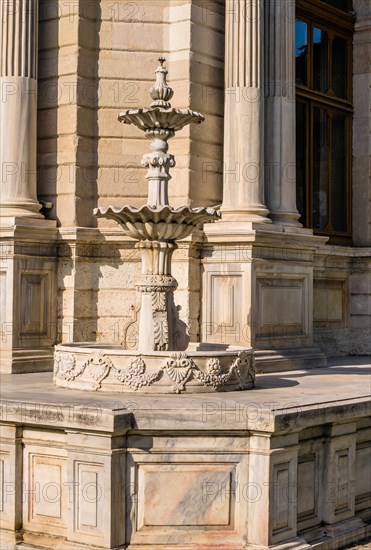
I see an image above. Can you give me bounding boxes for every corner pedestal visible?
[202,223,327,370]
[0,218,58,373]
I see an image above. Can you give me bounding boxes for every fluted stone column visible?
[264,0,301,226]
[0,0,58,374]
[0,0,42,218]
[221,0,271,223]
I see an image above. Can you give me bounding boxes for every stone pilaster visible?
[264,0,301,226]
[322,422,357,525]
[221,0,271,223]
[0,425,23,545]
[248,432,300,547]
[0,0,42,218]
[0,0,58,374]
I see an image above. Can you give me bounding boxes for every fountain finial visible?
[150,56,174,108]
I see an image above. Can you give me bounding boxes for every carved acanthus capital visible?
[141,152,176,169]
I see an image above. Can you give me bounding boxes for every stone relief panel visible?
[297,439,323,532]
[272,461,296,537]
[335,449,353,514]
[74,461,105,536]
[136,464,235,529]
[322,430,356,524]
[254,273,309,347]
[0,271,7,329]
[269,449,298,545]
[0,426,22,534]
[355,442,371,512]
[202,265,250,347]
[0,454,5,513]
[208,274,243,344]
[126,443,249,547]
[23,448,67,536]
[20,272,48,336]
[314,277,348,325]
[16,261,56,348]
[297,456,316,520]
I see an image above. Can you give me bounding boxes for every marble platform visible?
[0,357,370,550]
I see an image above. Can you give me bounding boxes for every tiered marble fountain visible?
[54,58,254,393]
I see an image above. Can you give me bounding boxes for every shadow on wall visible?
[37,0,102,228]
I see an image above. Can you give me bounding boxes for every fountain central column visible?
[143,129,175,207]
[136,241,178,351]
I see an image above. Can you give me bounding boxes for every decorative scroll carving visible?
[112,357,160,390]
[122,304,140,349]
[232,351,256,388]
[171,301,189,352]
[152,291,169,351]
[54,349,255,393]
[193,358,233,389]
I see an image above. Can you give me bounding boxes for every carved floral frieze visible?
[54,350,255,393]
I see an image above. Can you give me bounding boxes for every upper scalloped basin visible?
[94,204,220,241]
[118,107,204,132]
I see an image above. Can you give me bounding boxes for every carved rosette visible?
[54,351,82,382]
[193,357,233,389]
[112,357,161,390]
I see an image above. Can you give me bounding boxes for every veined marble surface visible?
[1,356,370,433]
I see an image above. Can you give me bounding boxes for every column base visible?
[220,207,272,224]
[270,212,303,227]
[0,202,43,219]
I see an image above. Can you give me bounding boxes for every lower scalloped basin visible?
[53,343,255,394]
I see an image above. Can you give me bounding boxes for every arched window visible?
[296,0,354,244]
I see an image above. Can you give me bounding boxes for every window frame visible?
[296,0,354,244]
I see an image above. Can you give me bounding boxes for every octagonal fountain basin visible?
[54,343,255,394]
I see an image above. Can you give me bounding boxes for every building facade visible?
[0,2,370,549]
